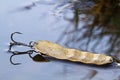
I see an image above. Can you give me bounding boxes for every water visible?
[0,0,120,80]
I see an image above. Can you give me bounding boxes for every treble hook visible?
[8,32,35,65]
[8,32,49,65]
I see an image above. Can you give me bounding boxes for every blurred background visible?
[0,0,120,80]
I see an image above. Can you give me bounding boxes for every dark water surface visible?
[0,0,120,80]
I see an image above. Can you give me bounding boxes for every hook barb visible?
[10,54,21,65]
[11,32,22,43]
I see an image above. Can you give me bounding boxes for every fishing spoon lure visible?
[8,32,120,66]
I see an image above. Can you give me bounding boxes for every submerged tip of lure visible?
[32,54,50,62]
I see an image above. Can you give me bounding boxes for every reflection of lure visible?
[8,32,120,66]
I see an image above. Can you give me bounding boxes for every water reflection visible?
[1,0,120,80]
[16,3,36,11]
[12,0,120,69]
[35,0,120,79]
[51,0,120,56]
[82,70,97,80]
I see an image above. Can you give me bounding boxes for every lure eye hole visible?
[109,58,113,62]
